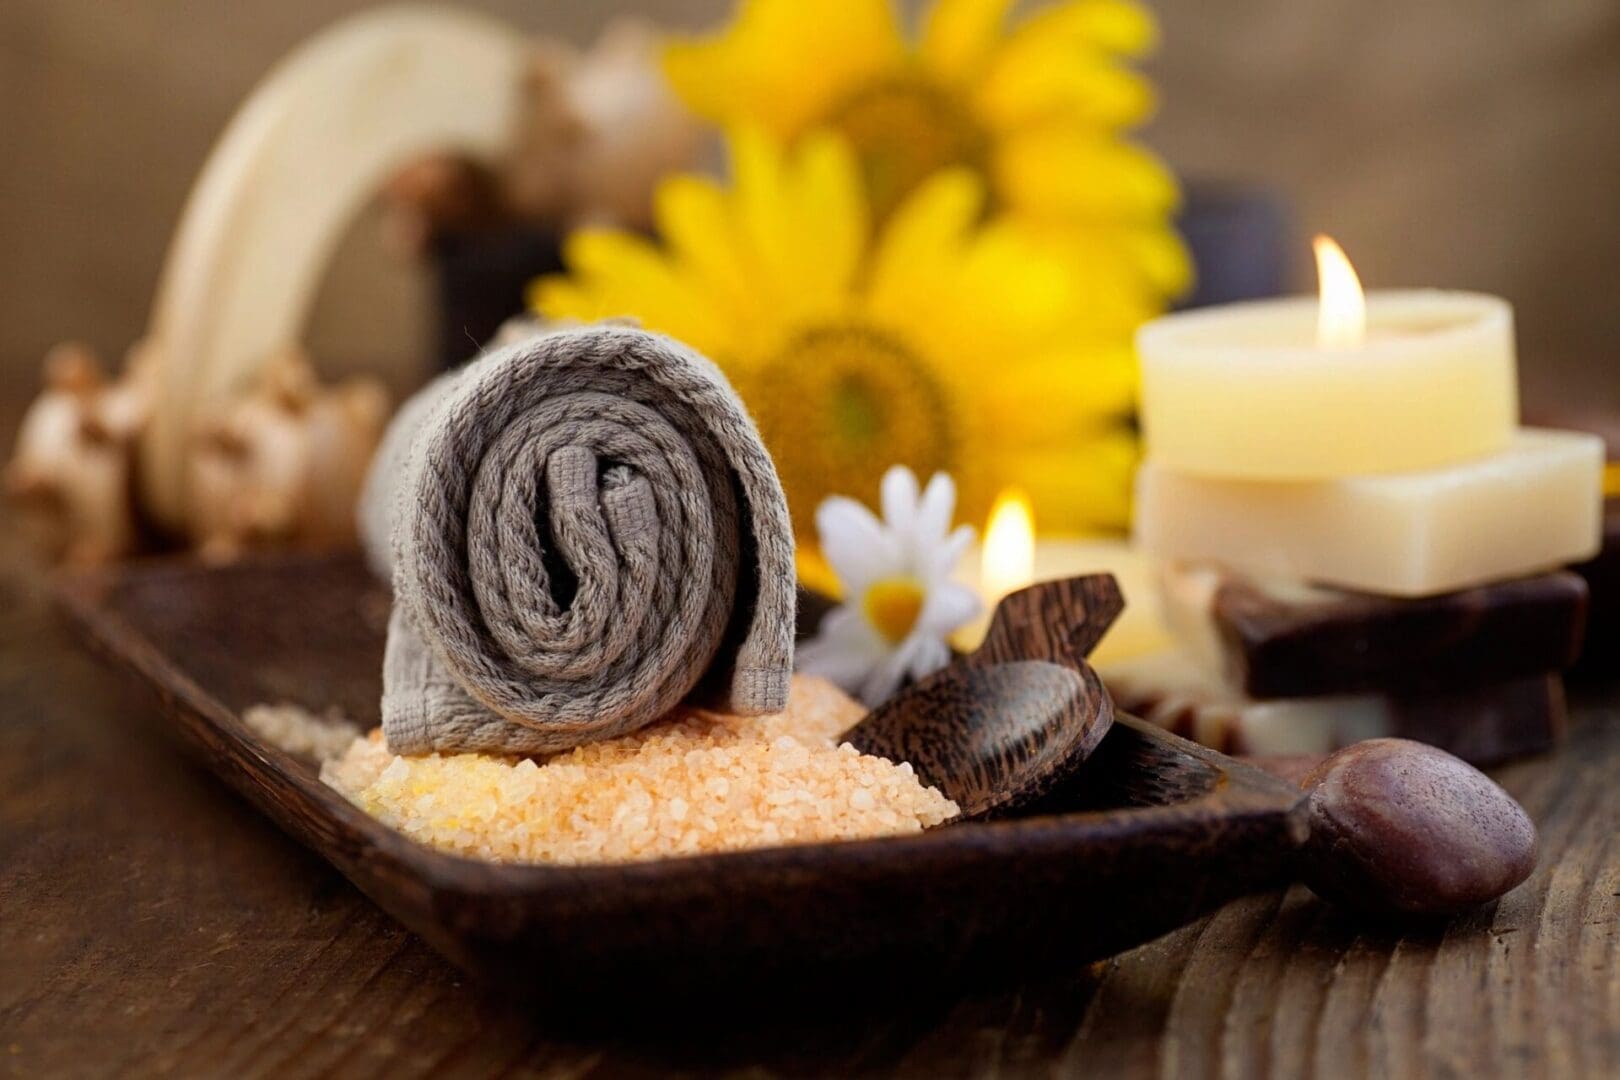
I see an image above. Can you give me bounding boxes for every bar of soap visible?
[1102,650,1565,767]
[1135,429,1603,597]
[1160,562,1588,698]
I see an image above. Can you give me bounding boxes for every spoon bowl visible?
[845,574,1124,820]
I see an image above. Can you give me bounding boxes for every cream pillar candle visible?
[1134,429,1603,597]
[1137,286,1518,480]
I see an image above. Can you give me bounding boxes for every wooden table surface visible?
[3,520,1618,1079]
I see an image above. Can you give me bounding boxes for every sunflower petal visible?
[663,0,906,136]
[867,167,984,322]
[785,132,868,308]
[552,229,727,353]
[977,47,1155,130]
[920,0,1014,82]
[1005,0,1158,59]
[994,127,1179,220]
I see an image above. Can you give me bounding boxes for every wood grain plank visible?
[3,517,1617,1077]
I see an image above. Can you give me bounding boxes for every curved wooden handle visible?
[971,574,1124,669]
[138,6,529,532]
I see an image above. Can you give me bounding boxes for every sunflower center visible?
[822,74,989,221]
[749,323,956,536]
[863,576,926,645]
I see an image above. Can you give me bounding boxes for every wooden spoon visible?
[844,575,1538,915]
[845,575,1123,819]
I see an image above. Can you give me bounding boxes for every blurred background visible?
[2,0,1617,410]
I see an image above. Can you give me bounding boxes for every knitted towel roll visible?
[359,326,796,755]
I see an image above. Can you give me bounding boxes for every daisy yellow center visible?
[863,576,926,645]
[748,323,957,536]
[821,74,988,221]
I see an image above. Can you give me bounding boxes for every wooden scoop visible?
[846,576,1538,915]
[846,575,1122,820]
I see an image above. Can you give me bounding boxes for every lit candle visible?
[1137,236,1518,480]
[1133,236,1602,597]
[955,490,1174,664]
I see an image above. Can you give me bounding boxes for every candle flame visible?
[1313,234,1366,349]
[982,489,1036,602]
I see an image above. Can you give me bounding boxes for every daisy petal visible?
[880,465,921,544]
[817,496,900,591]
[915,472,958,550]
[924,524,977,582]
[858,637,918,707]
[797,605,885,691]
[919,581,983,637]
[905,634,953,682]
[798,636,881,693]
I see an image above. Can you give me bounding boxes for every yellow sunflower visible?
[531,130,1141,538]
[662,0,1188,295]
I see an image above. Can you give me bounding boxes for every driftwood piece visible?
[137,8,529,531]
[5,342,155,564]
[187,348,387,559]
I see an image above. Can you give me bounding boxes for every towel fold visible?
[359,326,795,754]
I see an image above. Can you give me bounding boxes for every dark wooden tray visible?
[55,554,1309,1005]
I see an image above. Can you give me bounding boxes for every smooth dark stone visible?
[1297,739,1538,916]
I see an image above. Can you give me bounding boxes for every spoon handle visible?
[1085,720,1537,917]
[972,575,1123,669]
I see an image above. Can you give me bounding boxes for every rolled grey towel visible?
[359,326,796,755]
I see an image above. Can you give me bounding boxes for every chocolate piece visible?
[1296,739,1538,916]
[1570,499,1620,678]
[1103,650,1565,767]
[1514,410,1620,677]
[1161,562,1588,698]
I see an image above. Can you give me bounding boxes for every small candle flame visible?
[1313,234,1366,349]
[982,489,1036,602]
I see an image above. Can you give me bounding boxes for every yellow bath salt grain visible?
[243,702,361,761]
[320,675,959,864]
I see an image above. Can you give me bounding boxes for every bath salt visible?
[243,702,361,762]
[320,675,958,865]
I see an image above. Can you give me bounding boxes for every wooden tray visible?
[55,554,1308,1005]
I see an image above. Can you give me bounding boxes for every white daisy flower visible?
[798,466,983,707]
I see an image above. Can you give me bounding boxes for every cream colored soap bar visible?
[1137,291,1518,479]
[1135,429,1603,597]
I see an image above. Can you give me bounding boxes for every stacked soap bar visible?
[1523,408,1620,677]
[1105,650,1566,767]
[1158,564,1588,698]
[1136,430,1601,597]
[1101,564,1584,765]
[1126,296,1603,762]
